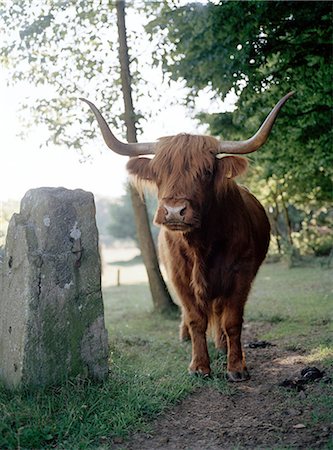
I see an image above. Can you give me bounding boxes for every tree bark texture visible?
[115,0,177,313]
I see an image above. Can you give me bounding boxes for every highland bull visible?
[81,93,293,381]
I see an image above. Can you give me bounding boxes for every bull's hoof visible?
[189,366,211,378]
[226,369,250,382]
[189,369,211,379]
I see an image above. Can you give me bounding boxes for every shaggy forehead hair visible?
[151,134,220,192]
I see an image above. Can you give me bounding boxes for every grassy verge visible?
[0,287,229,449]
[0,263,332,448]
[247,263,333,367]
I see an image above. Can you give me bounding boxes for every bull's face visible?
[126,134,248,233]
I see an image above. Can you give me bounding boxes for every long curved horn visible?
[80,98,156,156]
[217,92,294,156]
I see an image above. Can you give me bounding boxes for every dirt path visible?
[113,324,332,449]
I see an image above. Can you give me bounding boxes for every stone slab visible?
[0,187,108,388]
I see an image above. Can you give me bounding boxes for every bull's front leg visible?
[172,272,210,375]
[222,300,249,382]
[185,306,210,377]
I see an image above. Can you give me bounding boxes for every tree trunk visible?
[272,190,282,255]
[115,0,177,314]
[280,191,300,267]
[280,193,293,247]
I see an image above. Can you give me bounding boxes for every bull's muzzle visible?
[155,200,196,231]
[164,204,187,222]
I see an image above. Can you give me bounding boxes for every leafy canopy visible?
[108,186,158,245]
[0,0,154,152]
[148,1,333,202]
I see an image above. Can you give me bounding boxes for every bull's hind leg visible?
[179,308,191,341]
[214,327,228,355]
[212,300,227,355]
[222,298,249,382]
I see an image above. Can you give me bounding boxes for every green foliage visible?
[291,206,333,257]
[2,1,330,259]
[247,263,333,362]
[108,187,138,243]
[0,0,150,151]
[94,197,116,246]
[0,0,115,150]
[244,170,333,259]
[108,185,158,245]
[148,1,333,201]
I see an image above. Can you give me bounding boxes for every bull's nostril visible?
[164,204,187,221]
[164,207,171,220]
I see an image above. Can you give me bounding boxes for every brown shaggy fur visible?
[127,133,270,381]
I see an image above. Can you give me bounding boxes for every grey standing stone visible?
[0,187,108,388]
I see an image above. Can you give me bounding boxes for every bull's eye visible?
[203,169,212,181]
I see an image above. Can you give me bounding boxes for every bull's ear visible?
[216,155,248,179]
[126,157,154,181]
[214,156,248,192]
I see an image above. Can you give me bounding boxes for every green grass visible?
[246,263,333,366]
[278,381,333,449]
[0,321,210,449]
[0,286,229,449]
[0,263,332,448]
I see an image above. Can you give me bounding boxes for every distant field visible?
[100,245,147,287]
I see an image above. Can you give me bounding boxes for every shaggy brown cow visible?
[81,93,293,381]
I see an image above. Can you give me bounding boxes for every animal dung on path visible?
[300,366,324,382]
[246,340,275,349]
[279,366,326,392]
